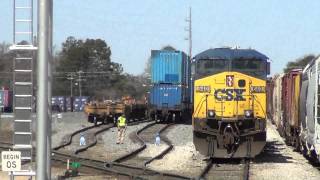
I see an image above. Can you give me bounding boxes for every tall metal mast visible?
[185,7,193,102]
[36,0,53,179]
[188,7,192,61]
[185,7,192,60]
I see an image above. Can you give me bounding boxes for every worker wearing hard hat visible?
[116,114,127,144]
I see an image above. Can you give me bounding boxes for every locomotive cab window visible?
[196,59,229,78]
[231,58,267,79]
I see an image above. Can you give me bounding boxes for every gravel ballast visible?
[250,120,320,180]
[147,124,206,177]
[52,112,92,148]
[80,121,154,161]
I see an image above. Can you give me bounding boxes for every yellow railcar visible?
[192,48,270,158]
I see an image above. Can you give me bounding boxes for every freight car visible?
[271,74,284,129]
[281,69,302,147]
[192,47,270,158]
[148,50,191,122]
[84,101,125,125]
[84,98,148,125]
[299,58,320,162]
[268,58,320,162]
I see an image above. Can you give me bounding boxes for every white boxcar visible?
[299,56,320,162]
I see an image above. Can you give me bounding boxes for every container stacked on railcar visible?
[149,50,190,122]
[192,47,270,158]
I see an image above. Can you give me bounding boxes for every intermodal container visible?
[66,97,73,112]
[73,96,89,112]
[149,84,185,110]
[0,90,13,112]
[52,96,67,112]
[151,50,188,84]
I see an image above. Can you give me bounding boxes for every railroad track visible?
[52,150,191,179]
[0,119,190,179]
[112,122,174,166]
[197,158,250,180]
[53,122,105,151]
[74,124,114,154]
[51,120,191,179]
[0,142,12,151]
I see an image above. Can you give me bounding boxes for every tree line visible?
[0,37,150,100]
[53,36,150,100]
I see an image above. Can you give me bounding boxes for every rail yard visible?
[1,1,320,180]
[1,112,320,179]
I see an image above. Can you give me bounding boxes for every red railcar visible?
[281,69,302,146]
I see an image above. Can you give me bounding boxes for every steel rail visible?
[53,123,103,151]
[74,124,114,154]
[53,118,153,151]
[196,158,251,180]
[242,158,250,180]
[52,150,191,179]
[112,122,157,163]
[144,123,174,166]
[197,159,214,180]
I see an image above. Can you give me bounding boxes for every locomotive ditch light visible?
[208,110,215,117]
[244,110,253,118]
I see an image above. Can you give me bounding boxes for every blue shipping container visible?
[151,50,188,84]
[52,96,67,112]
[149,84,185,110]
[73,96,88,112]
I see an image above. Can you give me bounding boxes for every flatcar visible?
[84,97,148,125]
[192,47,270,158]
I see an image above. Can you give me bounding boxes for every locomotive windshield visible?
[195,59,228,78]
[231,58,267,79]
[195,58,267,79]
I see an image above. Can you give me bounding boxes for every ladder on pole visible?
[10,0,37,178]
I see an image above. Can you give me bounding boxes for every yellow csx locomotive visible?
[192,48,270,158]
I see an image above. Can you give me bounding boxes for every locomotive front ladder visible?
[9,0,37,178]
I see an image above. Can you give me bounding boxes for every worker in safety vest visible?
[116,114,127,144]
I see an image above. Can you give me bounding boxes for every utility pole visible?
[67,73,74,97]
[78,71,83,96]
[185,7,192,102]
[185,7,192,61]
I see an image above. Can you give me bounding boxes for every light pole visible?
[67,73,75,97]
[78,70,83,96]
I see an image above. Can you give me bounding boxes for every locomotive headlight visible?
[208,110,215,117]
[244,110,253,118]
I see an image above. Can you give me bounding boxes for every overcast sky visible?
[1,0,320,75]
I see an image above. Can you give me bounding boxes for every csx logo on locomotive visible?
[214,88,246,101]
